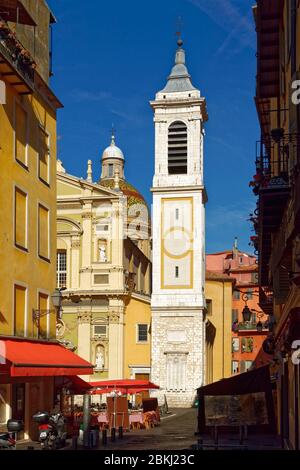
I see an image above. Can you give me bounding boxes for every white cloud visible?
[187,0,255,54]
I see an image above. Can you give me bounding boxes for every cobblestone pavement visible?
[94,408,198,451]
[14,407,282,451]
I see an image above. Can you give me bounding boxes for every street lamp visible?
[51,288,64,319]
[242,305,252,322]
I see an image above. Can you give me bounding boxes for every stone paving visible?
[14,407,282,451]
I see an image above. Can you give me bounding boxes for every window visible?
[241,337,254,353]
[15,102,28,167]
[14,187,27,251]
[247,288,253,300]
[251,312,257,324]
[233,290,240,300]
[240,360,253,373]
[206,300,212,316]
[93,325,107,338]
[232,361,239,374]
[232,309,238,323]
[175,208,179,220]
[38,204,49,261]
[166,354,187,391]
[14,284,26,336]
[38,292,49,339]
[168,121,187,174]
[239,257,243,264]
[38,127,50,184]
[94,274,109,284]
[232,338,240,353]
[137,324,148,342]
[175,266,179,278]
[57,250,67,288]
[108,164,114,177]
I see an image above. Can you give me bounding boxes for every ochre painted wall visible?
[0,83,57,339]
[205,280,233,383]
[123,296,151,379]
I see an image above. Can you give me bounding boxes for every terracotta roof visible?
[206,270,235,282]
[207,250,256,258]
[229,265,258,273]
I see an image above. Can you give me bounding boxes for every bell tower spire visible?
[150,38,208,408]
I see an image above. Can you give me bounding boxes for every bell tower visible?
[150,38,208,407]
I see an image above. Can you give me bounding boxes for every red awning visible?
[0,339,93,380]
[91,387,154,395]
[89,379,159,390]
[55,375,93,395]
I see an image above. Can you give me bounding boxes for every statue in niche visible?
[99,243,107,262]
[95,345,105,370]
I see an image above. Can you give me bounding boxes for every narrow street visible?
[16,407,282,451]
[96,409,198,451]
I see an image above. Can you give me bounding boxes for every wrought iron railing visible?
[0,16,35,87]
[255,131,300,187]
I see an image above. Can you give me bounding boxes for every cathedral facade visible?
[56,135,152,382]
[150,39,208,407]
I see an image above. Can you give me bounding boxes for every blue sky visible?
[49,0,259,254]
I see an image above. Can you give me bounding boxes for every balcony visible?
[259,286,273,316]
[255,131,299,284]
[255,0,283,101]
[0,16,35,94]
[0,1,36,26]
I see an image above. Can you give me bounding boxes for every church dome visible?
[102,134,124,161]
[100,178,147,208]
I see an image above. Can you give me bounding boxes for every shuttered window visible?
[38,204,49,260]
[14,187,27,250]
[168,121,187,174]
[14,285,26,337]
[15,102,27,167]
[38,127,50,184]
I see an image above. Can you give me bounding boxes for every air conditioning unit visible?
[93,324,107,338]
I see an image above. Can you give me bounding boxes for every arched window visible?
[168,121,188,174]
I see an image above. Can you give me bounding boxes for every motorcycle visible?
[0,432,16,449]
[0,419,24,450]
[33,411,67,450]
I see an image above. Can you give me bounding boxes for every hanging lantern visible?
[242,305,252,322]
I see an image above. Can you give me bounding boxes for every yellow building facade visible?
[56,135,151,383]
[0,1,62,439]
[254,0,300,449]
[205,272,234,384]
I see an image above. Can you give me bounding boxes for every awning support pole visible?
[83,394,91,448]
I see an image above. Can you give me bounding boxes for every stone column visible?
[77,310,92,366]
[81,207,93,268]
[108,300,124,379]
[71,236,80,289]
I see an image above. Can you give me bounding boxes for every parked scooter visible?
[0,432,15,449]
[33,411,67,450]
[0,419,24,450]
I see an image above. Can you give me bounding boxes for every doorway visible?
[12,383,25,439]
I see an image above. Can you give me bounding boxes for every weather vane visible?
[176,16,183,43]
[111,123,115,143]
